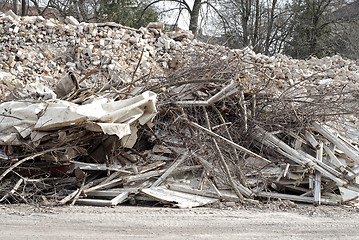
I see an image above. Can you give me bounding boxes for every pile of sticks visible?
[1,44,359,208]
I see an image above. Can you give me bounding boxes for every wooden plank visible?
[304,131,319,149]
[151,151,189,188]
[175,81,238,106]
[59,189,80,205]
[84,177,123,194]
[138,161,166,173]
[76,192,129,206]
[253,126,347,187]
[140,186,219,208]
[124,165,202,184]
[314,142,323,205]
[257,191,340,205]
[239,90,248,132]
[167,184,221,199]
[70,161,132,173]
[110,192,129,205]
[313,122,359,164]
[283,163,290,178]
[323,144,351,176]
[86,188,139,197]
[167,183,242,201]
[297,149,343,178]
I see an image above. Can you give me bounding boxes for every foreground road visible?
[0,204,358,239]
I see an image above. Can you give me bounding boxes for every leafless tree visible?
[140,0,224,35]
[218,0,292,55]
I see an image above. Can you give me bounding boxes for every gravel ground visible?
[0,203,359,239]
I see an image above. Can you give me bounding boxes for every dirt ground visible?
[1,202,359,240]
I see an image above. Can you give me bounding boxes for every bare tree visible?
[218,0,291,55]
[284,0,336,58]
[13,0,18,14]
[21,0,25,15]
[141,0,224,35]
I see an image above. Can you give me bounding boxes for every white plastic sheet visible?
[0,91,157,147]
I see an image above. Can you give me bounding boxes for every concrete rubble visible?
[1,10,359,208]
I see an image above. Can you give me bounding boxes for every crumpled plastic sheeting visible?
[0,91,157,148]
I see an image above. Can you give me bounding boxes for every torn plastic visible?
[0,91,157,148]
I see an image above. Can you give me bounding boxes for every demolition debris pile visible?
[1,10,359,208]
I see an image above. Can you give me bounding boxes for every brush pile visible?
[1,10,359,208]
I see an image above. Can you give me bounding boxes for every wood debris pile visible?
[1,11,359,208]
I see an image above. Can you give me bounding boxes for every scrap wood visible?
[314,142,323,205]
[257,191,340,205]
[304,130,319,149]
[323,145,352,176]
[203,107,244,200]
[174,81,239,106]
[82,165,202,194]
[313,122,359,164]
[139,186,219,208]
[110,192,129,205]
[83,177,123,194]
[75,198,116,206]
[167,183,236,201]
[71,175,87,206]
[119,149,137,163]
[125,165,202,184]
[297,149,344,179]
[253,126,347,187]
[59,189,80,205]
[193,153,253,198]
[138,161,166,173]
[239,90,248,132]
[59,181,93,205]
[0,178,23,203]
[151,151,190,188]
[189,121,271,164]
[212,105,239,158]
[0,147,73,181]
[86,188,138,197]
[76,191,130,206]
[69,161,132,173]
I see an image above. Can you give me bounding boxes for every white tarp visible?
[0,91,157,147]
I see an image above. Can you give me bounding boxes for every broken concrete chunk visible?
[147,22,164,31]
[65,16,80,25]
[55,72,78,98]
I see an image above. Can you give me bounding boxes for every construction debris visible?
[1,10,359,208]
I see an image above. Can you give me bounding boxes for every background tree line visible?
[2,0,359,59]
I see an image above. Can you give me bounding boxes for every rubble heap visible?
[1,10,359,208]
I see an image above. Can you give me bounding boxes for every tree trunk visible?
[13,0,18,14]
[265,0,277,55]
[78,0,88,22]
[253,0,260,52]
[241,0,252,47]
[189,0,202,36]
[21,0,26,16]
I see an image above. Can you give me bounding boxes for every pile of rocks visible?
[0,10,195,100]
[1,9,359,101]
